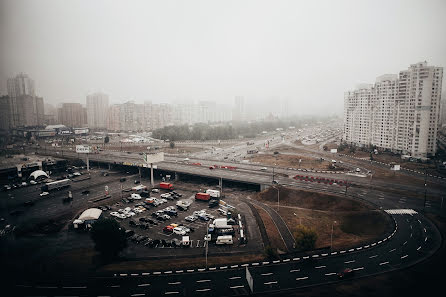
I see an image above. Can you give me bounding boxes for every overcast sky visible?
[1,0,445,115]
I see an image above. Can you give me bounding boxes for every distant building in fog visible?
[344,62,443,158]
[57,103,87,128]
[4,73,44,128]
[233,96,245,122]
[86,92,109,129]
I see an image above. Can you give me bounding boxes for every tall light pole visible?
[205,221,210,269]
[423,166,427,211]
[330,221,337,251]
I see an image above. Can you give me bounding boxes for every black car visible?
[337,268,354,279]
[121,198,130,204]
[81,190,90,195]
[208,199,219,208]
[140,191,150,198]
[147,218,156,225]
[129,220,138,226]
[139,217,147,222]
[134,180,140,184]
[120,177,126,182]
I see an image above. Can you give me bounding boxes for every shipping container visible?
[195,192,211,201]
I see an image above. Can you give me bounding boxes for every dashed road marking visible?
[379,261,389,266]
[296,276,309,281]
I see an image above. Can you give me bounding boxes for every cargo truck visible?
[159,182,173,190]
[206,189,220,198]
[195,192,211,201]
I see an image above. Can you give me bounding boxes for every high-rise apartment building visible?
[57,103,87,128]
[233,96,245,122]
[344,62,443,158]
[5,73,44,128]
[86,92,109,129]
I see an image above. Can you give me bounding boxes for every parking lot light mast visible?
[205,221,209,269]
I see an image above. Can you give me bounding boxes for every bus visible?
[41,179,71,192]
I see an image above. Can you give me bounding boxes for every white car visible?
[131,193,142,200]
[179,226,190,233]
[40,192,49,196]
[29,180,37,185]
[73,172,82,176]
[183,158,190,161]
[260,167,267,171]
[110,212,120,217]
[124,207,132,212]
[173,227,187,235]
[151,189,160,193]
[185,215,197,222]
[160,193,171,198]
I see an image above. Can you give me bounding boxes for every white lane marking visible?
[379,261,389,265]
[315,265,326,269]
[196,279,211,283]
[138,283,151,287]
[424,228,426,233]
[325,272,337,276]
[403,241,407,246]
[264,281,278,285]
[369,255,378,258]
[261,273,273,276]
[220,266,228,269]
[352,267,364,271]
[389,248,396,253]
[229,276,241,280]
[401,255,408,259]
[165,293,179,296]
[36,286,57,289]
[142,272,150,276]
[168,282,181,285]
[62,286,87,289]
[296,276,309,281]
[293,258,300,261]
[131,294,145,297]
[153,272,161,275]
[196,288,211,292]
[290,269,300,272]
[230,285,245,289]
[410,233,412,238]
[425,237,428,242]
[209,268,216,271]
[344,260,355,264]
[417,246,421,251]
[252,262,259,266]
[110,285,120,288]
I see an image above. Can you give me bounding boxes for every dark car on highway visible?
[337,268,354,279]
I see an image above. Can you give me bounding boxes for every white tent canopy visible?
[78,208,102,221]
[29,170,48,180]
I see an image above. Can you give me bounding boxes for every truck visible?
[206,189,220,198]
[195,192,211,201]
[216,235,233,245]
[159,182,173,190]
[41,179,71,192]
[213,218,232,229]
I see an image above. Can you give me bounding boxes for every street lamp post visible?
[423,167,427,211]
[330,221,337,251]
[205,221,209,268]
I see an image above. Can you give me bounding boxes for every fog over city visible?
[1,0,445,116]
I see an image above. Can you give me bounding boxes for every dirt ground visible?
[103,144,204,154]
[254,186,390,249]
[249,153,346,171]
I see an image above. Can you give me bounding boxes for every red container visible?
[195,192,211,201]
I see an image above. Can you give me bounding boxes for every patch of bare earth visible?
[255,186,390,249]
[249,154,346,171]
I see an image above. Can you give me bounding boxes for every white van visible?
[216,235,233,245]
[206,189,221,198]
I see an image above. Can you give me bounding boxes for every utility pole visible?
[423,167,427,211]
[330,221,336,251]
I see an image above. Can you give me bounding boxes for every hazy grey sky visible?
[1,0,445,115]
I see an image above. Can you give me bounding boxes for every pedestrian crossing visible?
[384,209,418,215]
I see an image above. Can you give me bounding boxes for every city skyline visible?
[1,0,445,116]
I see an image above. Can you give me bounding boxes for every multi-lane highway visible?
[6,141,439,296]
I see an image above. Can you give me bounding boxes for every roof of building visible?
[78,208,102,221]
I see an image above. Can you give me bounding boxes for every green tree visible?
[90,218,127,260]
[169,141,175,149]
[293,225,318,252]
[263,245,279,260]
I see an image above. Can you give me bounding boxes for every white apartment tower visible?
[344,62,443,158]
[86,92,109,129]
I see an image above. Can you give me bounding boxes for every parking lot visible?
[102,187,245,252]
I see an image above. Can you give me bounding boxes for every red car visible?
[337,268,354,279]
[163,226,174,233]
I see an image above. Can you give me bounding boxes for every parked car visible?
[163,225,174,233]
[40,192,49,197]
[151,189,159,193]
[125,230,135,237]
[131,193,142,200]
[81,190,90,195]
[134,180,140,184]
[120,177,126,182]
[185,215,197,222]
[173,227,187,235]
